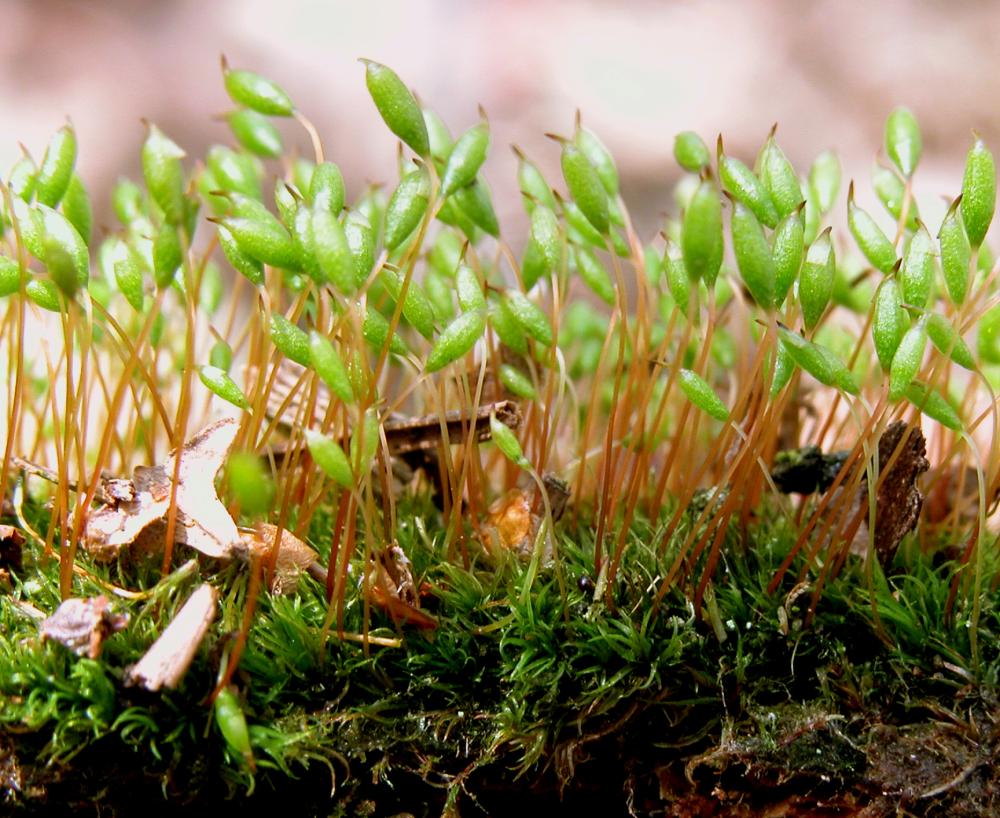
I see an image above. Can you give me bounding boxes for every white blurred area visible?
[2,0,1000,241]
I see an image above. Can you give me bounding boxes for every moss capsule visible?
[673,131,710,174]
[731,200,775,310]
[678,369,729,422]
[306,430,354,488]
[808,150,841,215]
[362,60,430,157]
[227,108,283,158]
[718,139,778,228]
[681,180,723,286]
[572,244,615,306]
[425,309,486,372]
[758,132,803,220]
[871,278,907,371]
[142,124,186,225]
[35,124,77,208]
[885,107,922,179]
[269,314,311,367]
[772,208,804,307]
[575,125,619,196]
[847,183,896,274]
[441,120,489,196]
[799,227,835,330]
[938,197,971,305]
[384,170,430,251]
[223,62,294,116]
[312,207,353,294]
[889,318,928,401]
[903,381,962,430]
[199,365,249,409]
[560,142,609,235]
[309,331,354,403]
[960,135,995,248]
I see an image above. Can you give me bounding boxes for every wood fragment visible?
[125,583,218,691]
[39,596,128,659]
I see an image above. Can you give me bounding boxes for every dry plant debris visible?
[239,522,325,595]
[124,583,219,691]
[39,596,128,659]
[83,418,241,562]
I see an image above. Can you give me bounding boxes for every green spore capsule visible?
[381,268,436,339]
[441,120,489,196]
[673,131,710,174]
[903,381,962,431]
[452,179,500,237]
[350,407,380,478]
[772,208,804,307]
[36,124,77,208]
[872,165,918,231]
[363,306,409,357]
[305,430,354,488]
[808,150,841,215]
[960,134,995,248]
[384,170,430,251]
[61,174,92,245]
[899,222,934,309]
[731,200,775,310]
[209,340,233,371]
[757,130,803,220]
[560,141,609,235]
[505,291,553,346]
[681,180,723,286]
[799,227,836,330]
[925,312,975,371]
[871,278,907,371]
[499,363,536,399]
[490,412,529,468]
[207,145,262,200]
[885,106,922,178]
[678,368,729,422]
[199,365,249,409]
[515,147,557,213]
[488,299,528,356]
[0,256,21,298]
[227,108,283,158]
[889,317,928,401]
[362,59,430,157]
[847,182,896,274]
[214,686,255,769]
[938,197,971,305]
[572,244,615,306]
[222,61,294,116]
[425,309,486,372]
[142,124,186,225]
[777,326,858,394]
[310,162,346,215]
[575,125,619,196]
[456,265,486,313]
[312,207,353,294]
[718,138,778,228]
[152,224,182,288]
[218,225,264,286]
[226,452,274,515]
[423,108,453,165]
[269,314,311,367]
[309,331,354,404]
[217,211,299,271]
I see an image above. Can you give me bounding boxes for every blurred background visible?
[3,0,999,242]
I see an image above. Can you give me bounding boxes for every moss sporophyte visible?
[0,57,999,816]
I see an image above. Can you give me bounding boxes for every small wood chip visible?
[125,583,218,691]
[0,525,25,571]
[83,418,241,561]
[39,596,128,659]
[239,523,324,595]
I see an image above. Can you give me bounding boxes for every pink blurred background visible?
[3,0,999,241]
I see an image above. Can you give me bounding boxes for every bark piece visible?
[239,523,324,595]
[125,583,218,691]
[39,596,128,659]
[365,544,437,630]
[83,418,241,561]
[0,525,25,571]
